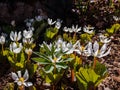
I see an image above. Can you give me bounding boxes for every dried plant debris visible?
[98,34,120,90]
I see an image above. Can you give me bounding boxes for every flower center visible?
[19,77,24,83]
[54,57,57,62]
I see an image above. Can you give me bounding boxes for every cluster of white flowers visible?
[63,24,94,34]
[63,25,81,33]
[55,38,76,54]
[24,15,45,28]
[9,28,34,54]
[47,18,62,29]
[46,38,111,58]
[9,31,23,54]
[75,41,111,58]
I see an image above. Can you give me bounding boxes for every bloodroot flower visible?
[10,31,22,42]
[10,42,23,54]
[47,18,56,25]
[11,69,33,87]
[0,35,5,45]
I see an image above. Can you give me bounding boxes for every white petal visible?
[17,81,23,86]
[12,42,17,50]
[10,31,14,41]
[24,82,33,87]
[11,72,19,81]
[100,44,107,55]
[93,41,99,54]
[87,42,92,55]
[13,48,22,54]
[14,32,17,41]
[17,31,22,41]
[23,70,29,81]
[17,71,22,78]
[99,47,111,58]
[74,49,81,55]
[63,27,68,32]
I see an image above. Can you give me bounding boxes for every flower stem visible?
[1,44,4,54]
[27,54,31,62]
[19,85,25,90]
[71,68,75,82]
[52,85,55,90]
[93,57,97,69]
[73,32,76,40]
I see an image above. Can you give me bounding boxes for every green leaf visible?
[28,63,38,78]
[32,57,51,64]
[94,61,107,77]
[7,56,14,64]
[20,52,25,64]
[89,69,100,83]
[62,58,73,62]
[56,62,68,69]
[76,72,87,90]
[76,67,101,90]
[79,67,90,83]
[47,72,54,82]
[3,50,8,56]
[15,63,24,68]
[43,64,54,73]
[45,27,58,39]
[33,52,50,60]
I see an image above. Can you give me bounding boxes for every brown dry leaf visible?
[112,76,120,82]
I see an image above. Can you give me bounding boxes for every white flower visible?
[63,27,69,32]
[10,42,23,54]
[11,20,16,27]
[26,22,31,28]
[113,16,120,21]
[99,34,111,43]
[72,25,81,33]
[11,69,33,87]
[47,18,56,25]
[35,15,43,21]
[63,27,73,33]
[55,19,62,29]
[0,35,5,44]
[28,27,34,31]
[84,42,93,56]
[10,31,22,42]
[83,25,94,34]
[73,41,88,56]
[55,38,75,54]
[48,55,62,63]
[25,48,33,55]
[25,18,34,27]
[23,30,33,39]
[63,25,81,33]
[92,41,111,58]
[23,38,34,44]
